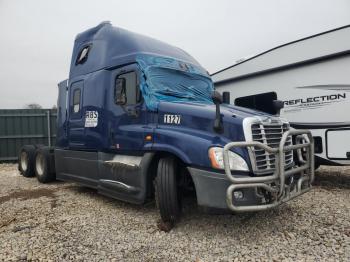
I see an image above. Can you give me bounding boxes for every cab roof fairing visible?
[69,22,207,79]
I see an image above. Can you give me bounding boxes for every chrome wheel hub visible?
[20,152,28,171]
[36,154,45,176]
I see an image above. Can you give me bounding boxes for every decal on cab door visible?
[85,111,98,127]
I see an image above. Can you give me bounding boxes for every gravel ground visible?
[0,164,349,261]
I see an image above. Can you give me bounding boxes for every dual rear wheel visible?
[18,145,55,183]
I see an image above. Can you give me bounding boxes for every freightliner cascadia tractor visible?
[18,22,314,225]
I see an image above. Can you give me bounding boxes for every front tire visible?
[155,157,181,224]
[34,147,56,183]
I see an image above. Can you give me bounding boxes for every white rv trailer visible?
[212,25,350,166]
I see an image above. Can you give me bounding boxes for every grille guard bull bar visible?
[223,129,314,212]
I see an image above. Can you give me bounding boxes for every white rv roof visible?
[212,25,350,84]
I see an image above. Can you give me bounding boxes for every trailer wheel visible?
[18,145,36,177]
[34,147,56,183]
[155,157,181,224]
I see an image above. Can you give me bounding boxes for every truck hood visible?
[157,101,272,143]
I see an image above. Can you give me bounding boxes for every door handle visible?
[126,108,139,117]
[110,129,114,137]
[109,129,115,141]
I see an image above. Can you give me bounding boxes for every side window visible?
[76,45,91,65]
[70,81,83,118]
[114,71,141,105]
[73,89,81,113]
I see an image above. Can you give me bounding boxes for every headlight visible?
[208,147,249,171]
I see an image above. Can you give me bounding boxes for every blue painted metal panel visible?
[70,22,206,79]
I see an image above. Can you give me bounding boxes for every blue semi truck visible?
[18,22,314,224]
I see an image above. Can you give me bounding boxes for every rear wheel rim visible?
[36,154,45,176]
[20,152,28,171]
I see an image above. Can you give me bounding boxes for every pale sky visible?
[0,0,349,108]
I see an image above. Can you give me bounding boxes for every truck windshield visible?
[142,67,214,109]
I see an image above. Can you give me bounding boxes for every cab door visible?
[68,80,85,149]
[107,64,146,152]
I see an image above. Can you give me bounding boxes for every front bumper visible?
[188,168,262,210]
[189,129,315,212]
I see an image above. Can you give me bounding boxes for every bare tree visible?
[24,103,42,109]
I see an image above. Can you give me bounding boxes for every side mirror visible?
[272,100,284,116]
[212,90,223,104]
[115,78,127,105]
[212,91,223,133]
[222,91,230,104]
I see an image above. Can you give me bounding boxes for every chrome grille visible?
[251,122,293,172]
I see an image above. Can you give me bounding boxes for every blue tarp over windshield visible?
[136,55,214,111]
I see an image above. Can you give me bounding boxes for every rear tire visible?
[155,157,181,224]
[34,147,56,183]
[18,145,36,177]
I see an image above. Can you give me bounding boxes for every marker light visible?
[145,135,152,141]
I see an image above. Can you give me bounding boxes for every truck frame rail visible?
[223,129,314,212]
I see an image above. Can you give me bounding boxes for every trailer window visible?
[115,71,141,105]
[235,92,277,114]
[73,89,81,113]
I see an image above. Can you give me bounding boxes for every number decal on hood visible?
[164,114,181,124]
